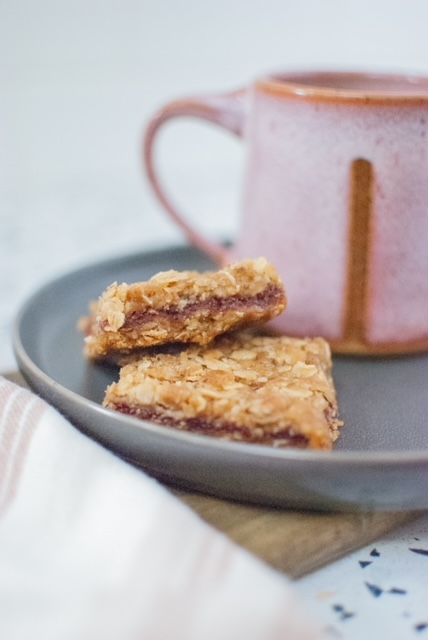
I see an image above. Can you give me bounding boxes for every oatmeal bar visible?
[80,258,286,362]
[103,333,342,450]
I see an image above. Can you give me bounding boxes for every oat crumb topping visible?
[103,332,342,450]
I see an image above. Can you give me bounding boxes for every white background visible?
[3,0,428,282]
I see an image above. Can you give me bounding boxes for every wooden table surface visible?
[177,491,417,578]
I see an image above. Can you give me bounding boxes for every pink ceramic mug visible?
[144,71,428,355]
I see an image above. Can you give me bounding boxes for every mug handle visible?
[143,89,248,264]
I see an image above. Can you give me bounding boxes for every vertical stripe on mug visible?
[343,158,374,344]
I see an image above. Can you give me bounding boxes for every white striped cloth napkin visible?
[0,376,324,640]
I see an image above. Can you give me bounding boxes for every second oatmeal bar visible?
[81,258,286,362]
[103,332,342,451]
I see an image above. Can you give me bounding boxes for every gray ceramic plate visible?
[14,246,428,511]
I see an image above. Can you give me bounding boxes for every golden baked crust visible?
[103,332,342,450]
[80,258,286,361]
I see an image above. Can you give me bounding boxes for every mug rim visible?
[257,70,428,103]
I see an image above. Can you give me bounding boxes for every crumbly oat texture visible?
[80,258,286,362]
[103,332,342,451]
